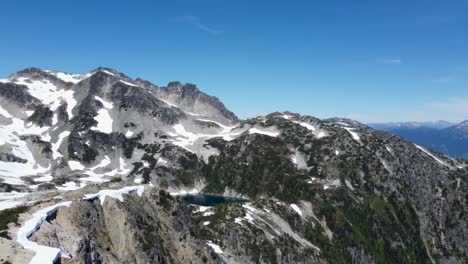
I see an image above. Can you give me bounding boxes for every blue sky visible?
[1,0,467,122]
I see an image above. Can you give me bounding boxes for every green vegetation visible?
[203,135,303,200]
[157,190,173,210]
[307,189,431,264]
[0,206,29,239]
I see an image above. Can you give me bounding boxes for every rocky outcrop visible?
[136,79,239,125]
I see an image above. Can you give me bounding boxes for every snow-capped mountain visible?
[448,120,468,132]
[370,120,468,159]
[0,67,240,191]
[369,120,454,130]
[0,68,467,264]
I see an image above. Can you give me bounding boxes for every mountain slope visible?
[0,68,467,264]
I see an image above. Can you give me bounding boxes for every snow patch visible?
[335,121,351,127]
[156,158,167,166]
[291,155,297,165]
[298,122,315,131]
[119,80,138,87]
[13,77,77,119]
[169,188,199,196]
[49,71,82,84]
[385,146,393,154]
[134,177,143,184]
[345,180,354,191]
[248,128,279,137]
[415,144,447,166]
[317,131,328,138]
[0,192,28,211]
[91,96,114,134]
[68,160,85,171]
[203,211,215,216]
[0,109,52,180]
[17,201,73,264]
[343,127,360,142]
[242,203,257,212]
[167,121,242,151]
[194,206,211,213]
[94,96,113,109]
[158,97,178,108]
[83,186,145,205]
[323,179,341,190]
[290,204,303,217]
[381,159,390,171]
[100,69,115,76]
[282,115,317,131]
[81,156,132,182]
[90,155,112,170]
[206,241,223,254]
[34,174,53,182]
[125,130,135,137]
[56,181,85,191]
[44,70,90,84]
[51,131,70,159]
[0,104,13,118]
[186,111,200,116]
[234,217,244,225]
[167,124,205,150]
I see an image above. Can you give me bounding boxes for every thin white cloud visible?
[350,60,369,65]
[432,76,452,83]
[344,97,468,123]
[382,59,402,65]
[431,65,468,83]
[183,14,223,35]
[425,97,468,115]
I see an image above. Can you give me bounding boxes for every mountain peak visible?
[134,78,159,89]
[11,67,53,78]
[91,67,131,80]
[16,67,44,74]
[157,81,238,124]
[452,119,468,130]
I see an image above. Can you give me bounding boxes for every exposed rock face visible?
[0,68,466,264]
[31,187,323,264]
[135,79,239,125]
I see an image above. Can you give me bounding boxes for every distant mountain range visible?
[369,120,468,159]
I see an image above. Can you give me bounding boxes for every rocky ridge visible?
[0,68,466,264]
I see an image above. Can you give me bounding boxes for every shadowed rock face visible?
[136,79,239,125]
[0,68,467,264]
[0,82,43,109]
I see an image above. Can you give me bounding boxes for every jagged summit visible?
[2,67,239,124]
[135,76,239,125]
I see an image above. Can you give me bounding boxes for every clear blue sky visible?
[1,0,467,122]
